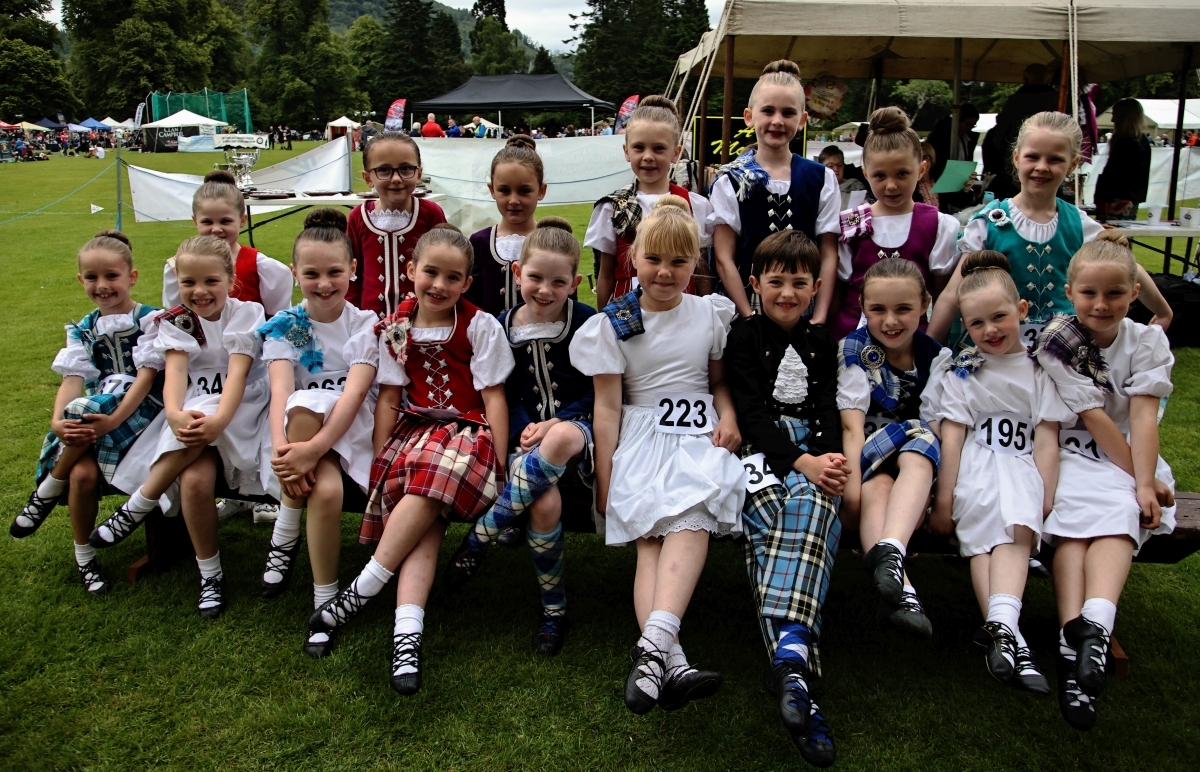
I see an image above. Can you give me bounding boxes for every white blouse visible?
[262,303,379,382]
[958,201,1104,254]
[584,190,715,253]
[52,311,159,380]
[510,321,566,344]
[494,233,526,263]
[376,310,515,390]
[936,351,1075,428]
[836,210,962,281]
[569,294,736,406]
[707,166,842,237]
[133,297,267,383]
[162,251,293,317]
[837,347,952,426]
[368,207,412,232]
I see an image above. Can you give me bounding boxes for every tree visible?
[203,2,253,93]
[470,15,525,76]
[0,37,77,119]
[530,45,556,75]
[470,0,504,27]
[346,13,385,108]
[430,10,471,95]
[372,0,436,111]
[1,0,61,52]
[891,79,953,121]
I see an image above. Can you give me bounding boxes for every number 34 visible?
[658,397,709,429]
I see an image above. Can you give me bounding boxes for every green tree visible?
[1,0,61,51]
[0,37,77,119]
[470,15,524,76]
[470,0,504,27]
[203,2,253,93]
[530,45,556,75]
[346,13,385,107]
[891,79,953,121]
[431,10,471,94]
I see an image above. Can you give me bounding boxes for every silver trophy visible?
[218,147,260,188]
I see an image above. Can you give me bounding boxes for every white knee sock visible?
[270,505,302,547]
[125,489,158,517]
[73,542,96,568]
[197,553,222,579]
[37,473,67,499]
[878,537,906,556]
[635,610,681,699]
[393,605,425,676]
[1081,598,1117,636]
[352,557,394,599]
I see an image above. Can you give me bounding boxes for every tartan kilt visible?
[861,418,940,483]
[359,412,500,545]
[36,393,162,484]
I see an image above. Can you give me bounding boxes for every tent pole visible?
[722,35,735,164]
[949,38,962,161]
[115,141,122,231]
[1165,43,1193,273]
[697,81,708,167]
[591,106,595,133]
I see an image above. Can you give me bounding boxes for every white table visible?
[1114,222,1200,274]
[242,193,445,247]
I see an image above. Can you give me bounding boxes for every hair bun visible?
[303,207,347,232]
[535,216,573,234]
[432,222,463,235]
[868,106,912,135]
[638,95,680,119]
[761,60,802,79]
[653,194,690,212]
[960,249,1011,277]
[203,169,238,186]
[506,134,537,151]
[94,229,132,249]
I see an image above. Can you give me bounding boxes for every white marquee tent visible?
[324,116,361,139]
[1095,99,1200,136]
[140,109,228,129]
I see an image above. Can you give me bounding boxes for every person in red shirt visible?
[421,114,446,138]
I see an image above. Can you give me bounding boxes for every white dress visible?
[706,168,842,238]
[262,303,380,495]
[1038,318,1176,548]
[585,190,716,253]
[936,352,1075,556]
[111,298,273,496]
[569,294,746,545]
[162,250,293,317]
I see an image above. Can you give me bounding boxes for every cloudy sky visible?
[45,1,725,52]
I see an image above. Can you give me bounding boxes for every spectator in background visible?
[818,144,866,208]
[421,113,446,137]
[446,118,462,137]
[268,125,276,149]
[283,126,293,150]
[1187,130,1199,147]
[471,116,487,138]
[915,140,940,208]
[361,120,378,141]
[1094,98,1152,222]
[564,124,576,137]
[927,102,979,183]
[599,119,613,135]
[982,64,1060,199]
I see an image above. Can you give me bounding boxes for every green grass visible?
[1,149,1199,770]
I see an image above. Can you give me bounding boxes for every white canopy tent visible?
[99,117,123,128]
[324,116,361,139]
[140,109,228,129]
[1095,99,1200,138]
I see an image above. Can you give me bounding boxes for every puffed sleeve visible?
[467,312,515,389]
[1033,352,1105,414]
[815,168,841,235]
[836,365,871,412]
[1126,323,1174,398]
[570,313,625,375]
[162,259,181,309]
[919,348,953,424]
[1035,366,1080,425]
[344,309,381,368]
[51,327,100,380]
[261,337,297,364]
[376,337,409,387]
[154,316,203,359]
[132,314,166,370]
[689,192,715,248]
[937,370,975,425]
[706,175,741,233]
[707,294,736,359]
[956,217,987,255]
[1079,209,1105,243]
[929,213,962,275]
[255,254,295,317]
[223,300,265,358]
[583,202,617,254]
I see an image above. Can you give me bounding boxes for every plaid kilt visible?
[861,418,940,483]
[36,393,162,484]
[739,417,841,677]
[359,412,500,544]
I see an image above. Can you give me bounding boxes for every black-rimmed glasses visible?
[369,165,419,180]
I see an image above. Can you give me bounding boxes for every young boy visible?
[725,230,846,769]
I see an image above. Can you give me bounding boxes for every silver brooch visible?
[616,309,632,321]
[861,344,885,370]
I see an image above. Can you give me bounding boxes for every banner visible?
[614,95,639,132]
[804,73,848,121]
[214,134,269,149]
[134,102,146,128]
[385,99,407,132]
[143,126,188,153]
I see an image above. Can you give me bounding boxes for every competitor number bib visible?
[863,414,897,439]
[742,453,782,493]
[654,392,716,435]
[1059,429,1110,463]
[189,368,226,397]
[1019,323,1045,349]
[99,373,136,396]
[974,411,1034,456]
[301,368,348,393]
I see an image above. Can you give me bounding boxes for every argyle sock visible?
[466,448,566,552]
[773,621,812,669]
[528,522,566,617]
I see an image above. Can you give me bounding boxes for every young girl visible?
[586,95,713,308]
[306,226,514,694]
[929,251,1074,695]
[445,217,596,656]
[347,131,448,318]
[11,231,163,596]
[164,170,293,317]
[466,135,548,314]
[709,61,841,320]
[1032,241,1175,730]
[571,196,743,715]
[98,236,271,618]
[257,209,380,658]
[829,107,961,341]
[928,111,1173,344]
[838,258,950,638]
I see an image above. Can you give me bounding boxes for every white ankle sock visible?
[197,553,222,579]
[879,538,906,556]
[270,505,303,547]
[314,581,339,609]
[1081,598,1117,636]
[126,489,157,517]
[37,474,67,499]
[1059,628,1075,659]
[352,557,394,598]
[635,611,680,700]
[73,542,96,567]
[986,593,1023,660]
[392,605,425,677]
[667,643,691,677]
[902,584,917,597]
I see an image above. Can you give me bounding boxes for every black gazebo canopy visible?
[411,74,615,113]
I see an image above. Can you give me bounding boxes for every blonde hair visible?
[1110,98,1145,139]
[521,217,580,272]
[175,235,235,278]
[631,195,699,262]
[624,95,682,147]
[192,169,245,218]
[749,60,805,111]
[1015,111,1083,163]
[957,250,1019,305]
[1068,239,1138,285]
[863,257,930,305]
[412,223,473,274]
[863,106,923,165]
[80,229,133,269]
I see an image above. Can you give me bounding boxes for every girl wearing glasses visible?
[347,132,447,317]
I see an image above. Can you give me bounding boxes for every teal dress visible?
[972,198,1084,323]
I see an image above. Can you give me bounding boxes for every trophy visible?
[219,147,260,188]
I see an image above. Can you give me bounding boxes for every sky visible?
[44,1,726,53]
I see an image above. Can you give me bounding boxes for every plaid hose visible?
[739,418,841,677]
[861,418,940,483]
[37,393,161,484]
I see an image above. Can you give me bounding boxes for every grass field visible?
[1,145,1199,771]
